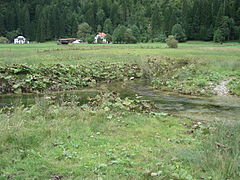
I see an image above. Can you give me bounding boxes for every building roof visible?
[97,33,107,37]
[59,38,76,41]
[15,35,25,39]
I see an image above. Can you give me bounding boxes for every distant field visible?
[0,41,240,65]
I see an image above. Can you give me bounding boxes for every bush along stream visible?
[0,62,142,94]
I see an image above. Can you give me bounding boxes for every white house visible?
[94,32,108,44]
[14,36,28,44]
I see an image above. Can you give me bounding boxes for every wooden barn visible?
[58,38,76,45]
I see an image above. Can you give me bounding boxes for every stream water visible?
[0,80,239,121]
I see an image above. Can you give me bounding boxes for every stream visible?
[0,80,240,121]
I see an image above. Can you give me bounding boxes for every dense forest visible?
[0,0,240,43]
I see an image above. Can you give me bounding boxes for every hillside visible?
[0,0,239,42]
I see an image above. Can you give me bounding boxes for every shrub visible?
[213,29,224,43]
[159,34,167,42]
[153,34,167,43]
[171,24,187,42]
[86,35,95,44]
[166,35,178,48]
[0,36,8,44]
[77,22,92,40]
[124,29,137,44]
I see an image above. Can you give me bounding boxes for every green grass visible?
[0,98,194,179]
[1,41,240,65]
[179,122,240,179]
[1,95,240,179]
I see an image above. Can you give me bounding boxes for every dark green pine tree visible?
[110,2,120,26]
[215,4,225,28]
[36,10,46,42]
[235,8,240,26]
[181,0,190,38]
[96,8,106,27]
[101,0,111,18]
[23,5,31,38]
[0,13,5,36]
[5,7,16,32]
[191,0,201,39]
[119,0,128,22]
[85,5,96,31]
[49,8,57,38]
[103,18,113,34]
[151,4,163,36]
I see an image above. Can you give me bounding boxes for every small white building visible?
[14,35,28,44]
[94,32,108,44]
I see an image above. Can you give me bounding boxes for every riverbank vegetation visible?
[0,63,141,94]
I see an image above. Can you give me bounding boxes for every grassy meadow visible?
[1,41,240,179]
[0,41,240,65]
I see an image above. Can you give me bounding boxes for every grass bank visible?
[1,93,240,179]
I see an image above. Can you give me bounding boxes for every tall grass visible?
[0,97,193,179]
[180,122,240,179]
[210,59,240,73]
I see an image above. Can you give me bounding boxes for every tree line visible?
[0,0,239,43]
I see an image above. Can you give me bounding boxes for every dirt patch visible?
[213,79,232,96]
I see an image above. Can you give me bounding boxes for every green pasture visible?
[1,94,240,179]
[0,41,240,65]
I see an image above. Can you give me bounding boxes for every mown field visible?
[1,41,240,179]
[1,41,240,65]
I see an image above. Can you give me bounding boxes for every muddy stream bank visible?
[1,80,239,122]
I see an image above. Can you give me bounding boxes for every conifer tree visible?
[96,9,106,27]
[103,19,113,34]
[23,5,31,38]
[0,14,5,36]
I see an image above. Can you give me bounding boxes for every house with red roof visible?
[94,32,108,44]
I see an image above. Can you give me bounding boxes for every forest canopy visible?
[0,0,239,42]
